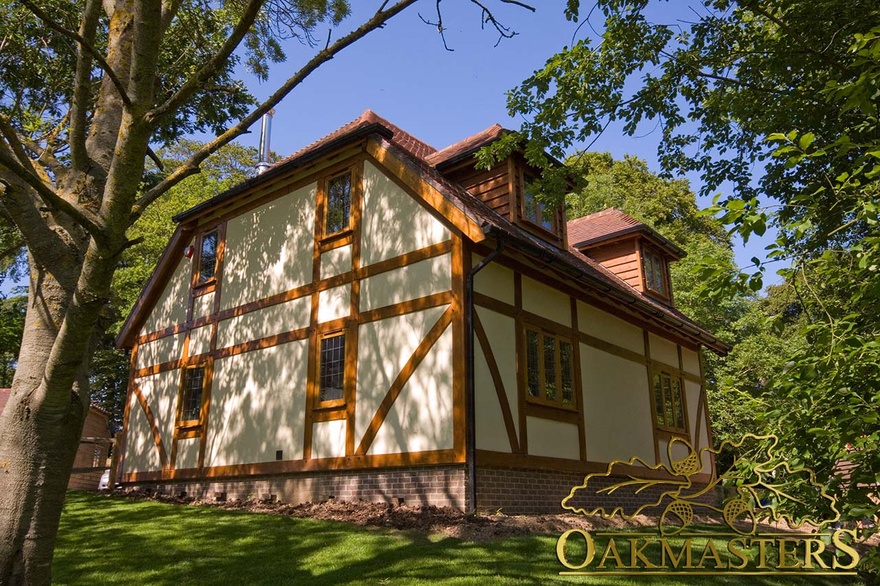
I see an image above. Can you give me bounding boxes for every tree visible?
[0,1,534,582]
[491,0,880,572]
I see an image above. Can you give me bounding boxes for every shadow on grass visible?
[53,492,860,586]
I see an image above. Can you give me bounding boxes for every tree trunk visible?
[0,266,89,586]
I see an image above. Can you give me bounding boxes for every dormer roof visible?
[426,124,507,169]
[567,207,685,259]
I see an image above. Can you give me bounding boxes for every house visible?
[116,110,729,513]
[0,388,112,491]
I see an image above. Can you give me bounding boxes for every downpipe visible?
[464,235,505,514]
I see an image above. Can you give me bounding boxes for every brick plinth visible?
[129,465,467,509]
[476,466,719,515]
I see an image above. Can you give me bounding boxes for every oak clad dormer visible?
[567,208,685,305]
[428,125,567,248]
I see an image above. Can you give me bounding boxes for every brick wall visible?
[475,466,719,515]
[133,465,468,509]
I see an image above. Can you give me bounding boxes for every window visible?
[642,248,667,296]
[197,229,219,284]
[524,327,575,407]
[522,175,555,232]
[179,366,205,424]
[324,172,351,235]
[318,333,346,403]
[652,371,686,433]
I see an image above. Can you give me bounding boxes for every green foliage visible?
[0,293,26,388]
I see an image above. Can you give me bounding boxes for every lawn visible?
[54,492,860,585]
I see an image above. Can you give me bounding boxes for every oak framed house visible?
[117,111,729,513]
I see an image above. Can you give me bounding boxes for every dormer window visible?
[522,175,554,232]
[642,247,668,297]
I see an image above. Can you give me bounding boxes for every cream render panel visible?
[681,347,701,376]
[206,340,308,467]
[581,345,655,464]
[135,370,180,463]
[472,257,515,306]
[527,417,580,460]
[135,332,186,369]
[368,327,454,455]
[221,183,316,310]
[685,380,712,471]
[361,160,450,266]
[188,325,212,357]
[142,253,191,335]
[176,437,200,470]
[474,307,518,451]
[577,301,644,355]
[311,420,347,459]
[192,292,214,321]
[355,305,448,449]
[649,333,679,369]
[521,276,570,326]
[359,253,451,312]
[216,296,310,349]
[321,244,352,279]
[124,398,162,473]
[317,285,350,323]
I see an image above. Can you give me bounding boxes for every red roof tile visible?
[425,124,506,168]
[567,208,644,247]
[277,109,436,167]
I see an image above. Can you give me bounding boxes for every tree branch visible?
[69,0,102,172]
[0,115,38,176]
[19,0,133,110]
[134,0,419,218]
[0,147,104,241]
[146,0,265,126]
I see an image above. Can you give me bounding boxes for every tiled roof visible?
[567,208,643,247]
[278,109,437,166]
[567,207,686,258]
[425,124,506,168]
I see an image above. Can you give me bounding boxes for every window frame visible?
[522,325,577,410]
[321,169,353,239]
[641,245,669,298]
[192,224,223,295]
[650,369,688,435]
[315,330,347,409]
[176,365,207,429]
[520,173,557,234]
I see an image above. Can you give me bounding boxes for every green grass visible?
[54,491,859,585]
